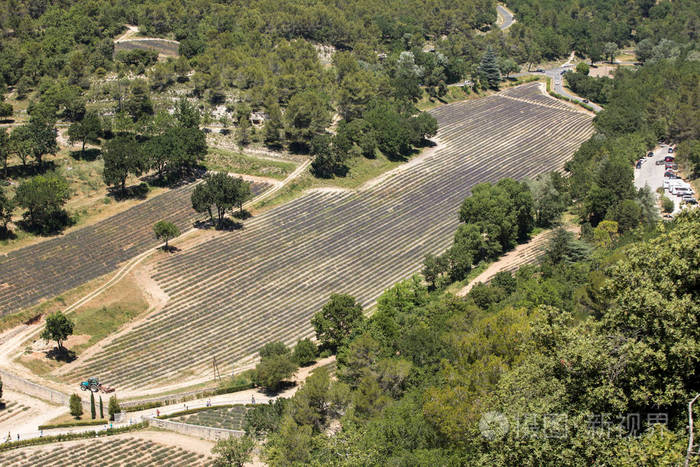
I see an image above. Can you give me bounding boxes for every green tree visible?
[15,172,70,233]
[292,339,318,366]
[108,396,120,421]
[593,219,619,248]
[90,391,96,419]
[103,135,147,193]
[498,57,519,78]
[478,47,501,89]
[253,353,298,392]
[422,253,449,290]
[191,182,215,225]
[265,416,312,466]
[174,97,200,129]
[259,342,290,359]
[40,311,74,352]
[195,173,252,228]
[0,128,9,176]
[69,394,83,419]
[603,42,618,63]
[661,196,674,213]
[153,220,180,250]
[99,395,104,419]
[0,189,13,233]
[263,101,284,148]
[575,62,590,76]
[67,112,101,157]
[284,90,331,150]
[312,293,364,352]
[212,435,256,467]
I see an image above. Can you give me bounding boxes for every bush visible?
[69,394,83,419]
[292,339,319,366]
[661,196,674,213]
[38,419,106,430]
[108,395,120,420]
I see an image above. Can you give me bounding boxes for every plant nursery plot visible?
[71,84,594,389]
[0,436,212,466]
[0,182,270,316]
[171,405,249,430]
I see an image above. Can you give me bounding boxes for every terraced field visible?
[71,83,594,389]
[0,401,30,425]
[0,436,212,466]
[171,405,248,430]
[0,182,270,316]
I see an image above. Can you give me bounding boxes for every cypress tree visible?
[478,47,502,90]
[99,395,104,419]
[90,392,96,419]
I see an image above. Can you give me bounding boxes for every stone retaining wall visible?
[144,416,244,441]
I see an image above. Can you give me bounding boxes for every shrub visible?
[108,395,120,420]
[661,196,674,213]
[69,394,83,419]
[292,339,319,366]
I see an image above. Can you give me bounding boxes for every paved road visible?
[497,5,515,30]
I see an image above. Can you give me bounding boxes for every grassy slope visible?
[204,148,296,180]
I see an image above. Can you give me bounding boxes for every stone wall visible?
[144,416,244,441]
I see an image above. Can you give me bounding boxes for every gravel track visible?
[69,84,594,389]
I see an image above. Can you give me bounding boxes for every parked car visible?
[668,146,674,153]
[582,99,589,103]
[683,197,698,205]
[664,171,680,179]
[647,151,654,158]
[665,162,677,169]
[535,68,544,72]
[656,160,666,165]
[665,156,675,162]
[636,160,642,169]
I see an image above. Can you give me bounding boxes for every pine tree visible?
[90,391,96,419]
[478,47,502,90]
[99,395,104,419]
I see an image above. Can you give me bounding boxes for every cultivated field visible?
[170,405,248,430]
[0,182,270,316]
[0,436,212,466]
[71,83,594,389]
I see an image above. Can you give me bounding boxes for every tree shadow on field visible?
[46,346,76,363]
[261,381,297,397]
[160,245,180,253]
[107,182,150,201]
[216,218,243,231]
[5,161,57,179]
[69,148,102,161]
[232,209,251,220]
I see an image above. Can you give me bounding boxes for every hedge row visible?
[38,419,107,430]
[0,423,147,453]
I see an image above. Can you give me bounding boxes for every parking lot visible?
[634,144,696,216]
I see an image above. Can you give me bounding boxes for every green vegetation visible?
[252,342,298,392]
[255,210,700,465]
[191,173,252,228]
[205,149,295,180]
[69,394,82,419]
[212,435,256,467]
[153,220,180,250]
[108,396,120,421]
[40,311,74,353]
[38,419,107,430]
